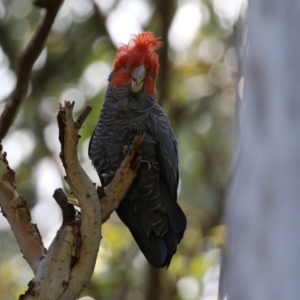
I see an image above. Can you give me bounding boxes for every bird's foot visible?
[123,145,142,156]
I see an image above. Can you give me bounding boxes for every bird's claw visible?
[124,145,143,156]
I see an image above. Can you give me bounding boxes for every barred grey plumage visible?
[88,32,186,268]
[89,83,186,268]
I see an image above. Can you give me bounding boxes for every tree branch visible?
[0,0,63,140]
[66,104,145,223]
[54,101,103,298]
[0,101,146,299]
[56,101,145,297]
[53,188,77,229]
[100,131,145,222]
[0,146,47,274]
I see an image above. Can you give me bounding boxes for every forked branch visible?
[0,101,144,299]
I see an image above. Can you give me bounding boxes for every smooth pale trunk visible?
[225,1,300,299]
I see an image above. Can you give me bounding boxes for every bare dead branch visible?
[100,133,145,221]
[3,101,144,299]
[75,105,92,129]
[0,146,46,274]
[0,0,63,140]
[53,188,77,229]
[20,221,81,300]
[52,102,143,298]
[19,102,97,299]
[67,132,145,223]
[52,101,102,298]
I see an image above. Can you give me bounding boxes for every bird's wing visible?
[88,120,109,184]
[148,103,179,200]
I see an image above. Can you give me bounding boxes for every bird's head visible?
[110,32,162,96]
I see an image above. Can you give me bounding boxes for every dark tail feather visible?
[116,201,169,268]
[116,192,186,268]
[161,185,187,243]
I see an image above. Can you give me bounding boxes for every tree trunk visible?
[225,1,300,299]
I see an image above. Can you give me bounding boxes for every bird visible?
[88,32,186,268]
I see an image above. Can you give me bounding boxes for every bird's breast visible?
[101,95,154,131]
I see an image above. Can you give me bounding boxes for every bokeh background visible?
[0,0,246,299]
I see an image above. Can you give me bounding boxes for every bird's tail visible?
[116,187,186,268]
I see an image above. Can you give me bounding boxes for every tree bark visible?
[0,102,145,299]
[225,1,300,299]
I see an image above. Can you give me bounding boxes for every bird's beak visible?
[131,65,146,93]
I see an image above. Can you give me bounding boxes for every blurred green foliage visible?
[0,0,245,299]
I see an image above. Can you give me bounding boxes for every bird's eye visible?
[123,65,128,70]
